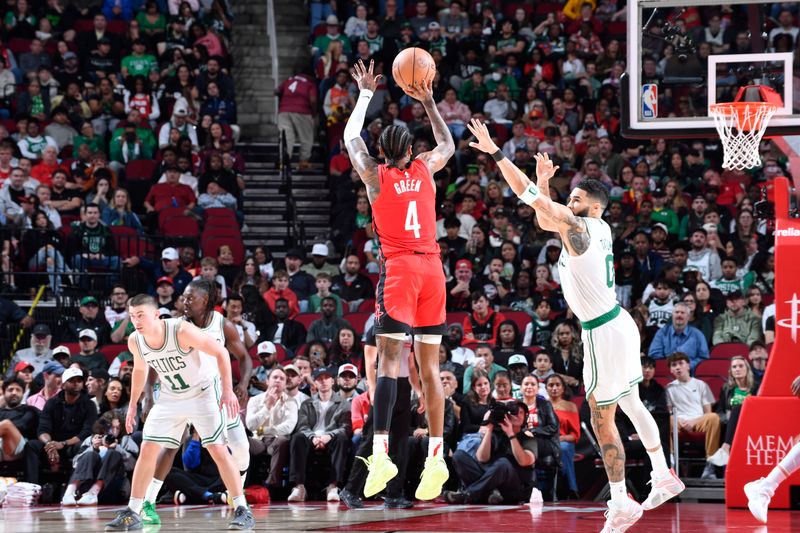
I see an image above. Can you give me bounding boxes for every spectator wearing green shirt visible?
[711,257,755,296]
[308,272,344,316]
[73,122,106,158]
[311,15,352,62]
[136,1,167,42]
[483,64,520,99]
[650,188,680,235]
[121,39,158,79]
[457,69,488,112]
[109,109,157,160]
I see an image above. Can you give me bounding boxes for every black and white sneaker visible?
[383,496,413,509]
[228,506,255,530]
[339,488,364,509]
[105,509,143,531]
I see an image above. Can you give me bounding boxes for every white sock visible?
[88,484,101,496]
[373,433,389,456]
[128,497,144,515]
[232,495,248,509]
[766,441,800,489]
[66,482,78,496]
[145,479,163,504]
[609,481,627,503]
[618,394,670,477]
[428,437,444,458]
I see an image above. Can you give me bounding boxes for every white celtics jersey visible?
[133,318,217,396]
[557,217,618,323]
[200,311,226,372]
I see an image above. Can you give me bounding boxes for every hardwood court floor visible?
[0,501,794,532]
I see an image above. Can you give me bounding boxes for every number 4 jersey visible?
[557,217,618,323]
[132,318,218,397]
[372,159,440,258]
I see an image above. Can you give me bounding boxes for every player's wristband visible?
[491,149,505,162]
[359,89,374,100]
[517,182,541,205]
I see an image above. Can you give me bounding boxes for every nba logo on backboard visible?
[642,84,658,119]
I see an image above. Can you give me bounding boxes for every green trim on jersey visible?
[140,321,169,353]
[142,435,181,447]
[580,305,621,330]
[585,329,598,399]
[173,321,192,356]
[201,378,224,445]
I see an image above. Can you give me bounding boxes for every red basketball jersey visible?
[372,159,440,258]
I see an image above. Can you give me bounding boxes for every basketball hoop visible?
[709,85,781,171]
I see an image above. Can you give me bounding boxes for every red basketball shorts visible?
[375,253,446,335]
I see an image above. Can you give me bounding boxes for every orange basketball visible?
[392,47,436,93]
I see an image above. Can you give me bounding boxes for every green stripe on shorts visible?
[143,435,181,447]
[585,329,598,399]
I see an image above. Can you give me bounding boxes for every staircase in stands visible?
[239,143,330,258]
[232,0,308,139]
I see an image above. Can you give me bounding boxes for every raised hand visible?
[351,59,382,92]
[404,78,434,105]
[467,118,500,154]
[534,152,559,181]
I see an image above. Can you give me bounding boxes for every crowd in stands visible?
[0,0,242,298]
[0,0,790,508]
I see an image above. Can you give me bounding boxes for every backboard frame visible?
[622,0,800,139]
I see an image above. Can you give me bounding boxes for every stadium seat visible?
[356,299,375,313]
[344,312,371,335]
[294,313,320,331]
[201,235,245,265]
[157,207,186,229]
[503,310,531,333]
[7,38,31,54]
[100,344,129,364]
[654,376,672,389]
[446,311,468,326]
[125,159,157,180]
[696,375,727,400]
[709,342,748,359]
[654,358,671,377]
[162,216,199,238]
[695,359,731,377]
[762,293,774,306]
[111,226,150,260]
[59,342,81,356]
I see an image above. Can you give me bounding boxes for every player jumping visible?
[467,118,683,532]
[745,374,800,523]
[105,294,254,531]
[344,59,453,500]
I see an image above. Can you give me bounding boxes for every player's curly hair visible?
[186,279,218,320]
[576,178,609,208]
[379,125,413,169]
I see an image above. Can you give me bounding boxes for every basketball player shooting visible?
[344,59,453,501]
[467,119,684,532]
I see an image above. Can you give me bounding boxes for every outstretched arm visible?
[344,60,381,196]
[467,119,585,245]
[405,79,454,175]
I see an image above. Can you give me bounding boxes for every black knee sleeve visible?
[373,377,397,432]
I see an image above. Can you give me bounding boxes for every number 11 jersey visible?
[132,318,217,397]
[372,159,440,258]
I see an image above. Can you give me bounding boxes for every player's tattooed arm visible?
[408,79,455,176]
[345,136,381,195]
[566,217,590,255]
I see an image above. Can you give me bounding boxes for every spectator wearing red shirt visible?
[276,70,318,169]
[262,270,300,318]
[30,146,64,187]
[463,291,506,345]
[144,166,197,212]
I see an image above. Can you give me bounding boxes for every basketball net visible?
[708,85,781,171]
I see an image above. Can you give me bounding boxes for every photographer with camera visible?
[109,122,153,174]
[62,411,139,506]
[444,400,536,504]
